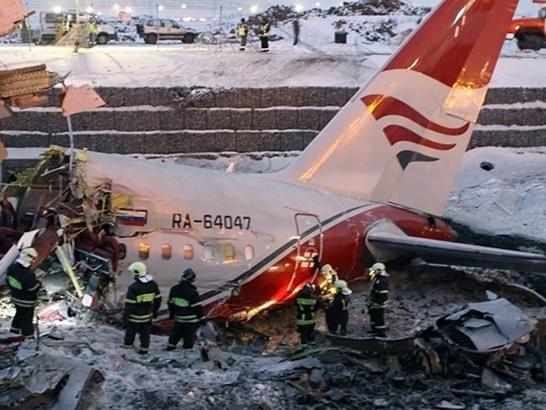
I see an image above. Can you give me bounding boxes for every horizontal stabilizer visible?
[367,231,546,272]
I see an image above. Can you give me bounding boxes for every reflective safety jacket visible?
[296,291,317,326]
[237,23,248,37]
[124,279,161,323]
[88,21,97,34]
[259,22,270,37]
[168,280,203,323]
[368,273,389,309]
[7,262,41,308]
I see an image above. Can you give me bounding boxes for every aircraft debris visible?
[0,349,102,410]
[0,65,62,110]
[0,0,27,37]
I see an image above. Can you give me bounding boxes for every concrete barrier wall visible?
[2,87,545,157]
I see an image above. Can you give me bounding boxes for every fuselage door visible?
[287,213,323,292]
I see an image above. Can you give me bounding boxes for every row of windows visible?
[138,242,255,262]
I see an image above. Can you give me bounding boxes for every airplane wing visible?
[366,221,546,271]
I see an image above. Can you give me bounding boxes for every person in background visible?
[88,17,97,46]
[292,17,300,46]
[122,261,162,355]
[258,18,270,52]
[237,18,249,51]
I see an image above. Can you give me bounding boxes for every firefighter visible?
[318,263,338,332]
[296,282,317,347]
[237,18,249,51]
[166,268,204,350]
[7,247,41,337]
[258,18,270,52]
[88,17,97,46]
[331,280,352,335]
[122,261,161,355]
[367,262,389,337]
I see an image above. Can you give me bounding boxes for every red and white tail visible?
[277,0,517,215]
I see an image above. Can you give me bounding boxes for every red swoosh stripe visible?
[361,94,470,136]
[384,125,456,151]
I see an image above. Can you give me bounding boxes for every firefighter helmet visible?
[303,282,315,295]
[181,268,196,283]
[335,279,352,296]
[128,261,147,278]
[320,264,337,280]
[369,262,386,278]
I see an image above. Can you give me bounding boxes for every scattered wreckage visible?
[328,295,546,397]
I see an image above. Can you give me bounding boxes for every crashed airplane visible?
[1,0,544,321]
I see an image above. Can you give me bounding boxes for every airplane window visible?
[203,245,216,262]
[138,242,150,260]
[244,245,254,261]
[183,244,193,260]
[161,244,172,260]
[224,244,236,262]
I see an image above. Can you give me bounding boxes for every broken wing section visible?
[365,221,546,271]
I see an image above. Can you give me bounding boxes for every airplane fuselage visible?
[88,153,455,319]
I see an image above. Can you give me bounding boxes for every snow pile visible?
[445,147,546,244]
[325,0,428,16]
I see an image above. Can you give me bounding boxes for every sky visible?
[23,0,543,19]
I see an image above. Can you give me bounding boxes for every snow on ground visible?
[0,38,545,88]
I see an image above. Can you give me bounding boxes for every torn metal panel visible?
[0,0,26,36]
[0,65,61,99]
[437,298,534,352]
[52,364,103,410]
[327,333,414,355]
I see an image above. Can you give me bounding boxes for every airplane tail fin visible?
[276,0,517,215]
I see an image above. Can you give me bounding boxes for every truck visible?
[136,18,197,44]
[39,12,117,45]
[506,9,546,50]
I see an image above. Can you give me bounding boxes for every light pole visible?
[156,4,164,18]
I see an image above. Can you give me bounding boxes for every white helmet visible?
[128,261,147,278]
[18,247,38,267]
[335,279,352,295]
[321,264,337,279]
[369,262,386,276]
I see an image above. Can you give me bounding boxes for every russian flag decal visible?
[116,208,148,226]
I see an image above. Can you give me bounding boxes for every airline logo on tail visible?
[361,94,470,170]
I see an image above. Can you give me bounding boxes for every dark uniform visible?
[7,262,41,337]
[368,273,389,336]
[167,279,204,350]
[331,291,350,335]
[258,20,270,52]
[292,18,300,45]
[318,264,338,333]
[321,288,337,333]
[296,286,317,346]
[123,279,161,354]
